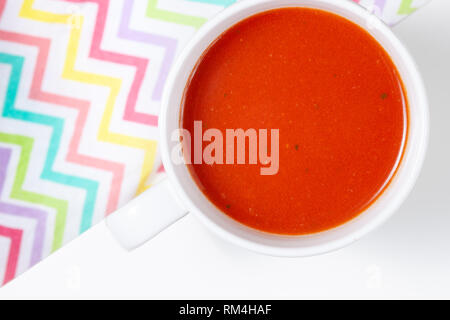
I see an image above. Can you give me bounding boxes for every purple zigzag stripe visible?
[376,0,387,12]
[0,146,46,267]
[118,0,178,101]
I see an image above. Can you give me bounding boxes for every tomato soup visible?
[181,8,407,235]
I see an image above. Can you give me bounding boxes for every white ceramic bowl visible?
[109,0,429,257]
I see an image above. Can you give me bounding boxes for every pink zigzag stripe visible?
[0,146,46,267]
[0,0,125,215]
[0,224,22,285]
[119,0,177,102]
[64,0,158,127]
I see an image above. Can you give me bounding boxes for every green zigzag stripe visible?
[146,0,236,29]
[398,0,418,15]
[146,0,208,29]
[0,132,67,251]
[0,52,98,233]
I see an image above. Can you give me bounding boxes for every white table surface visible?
[0,0,449,300]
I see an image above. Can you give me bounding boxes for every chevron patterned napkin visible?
[0,0,429,286]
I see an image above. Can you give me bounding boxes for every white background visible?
[0,0,449,300]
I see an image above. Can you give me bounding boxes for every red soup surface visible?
[182,8,407,235]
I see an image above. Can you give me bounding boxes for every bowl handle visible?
[106,179,188,250]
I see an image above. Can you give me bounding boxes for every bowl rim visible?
[159,0,430,257]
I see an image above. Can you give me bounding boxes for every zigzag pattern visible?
[0,52,99,233]
[0,3,125,217]
[118,0,177,103]
[0,146,46,268]
[0,2,68,254]
[352,0,428,23]
[66,0,158,128]
[0,129,68,253]
[20,0,157,195]
[0,0,426,286]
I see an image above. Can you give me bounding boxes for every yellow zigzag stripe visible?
[20,0,157,194]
